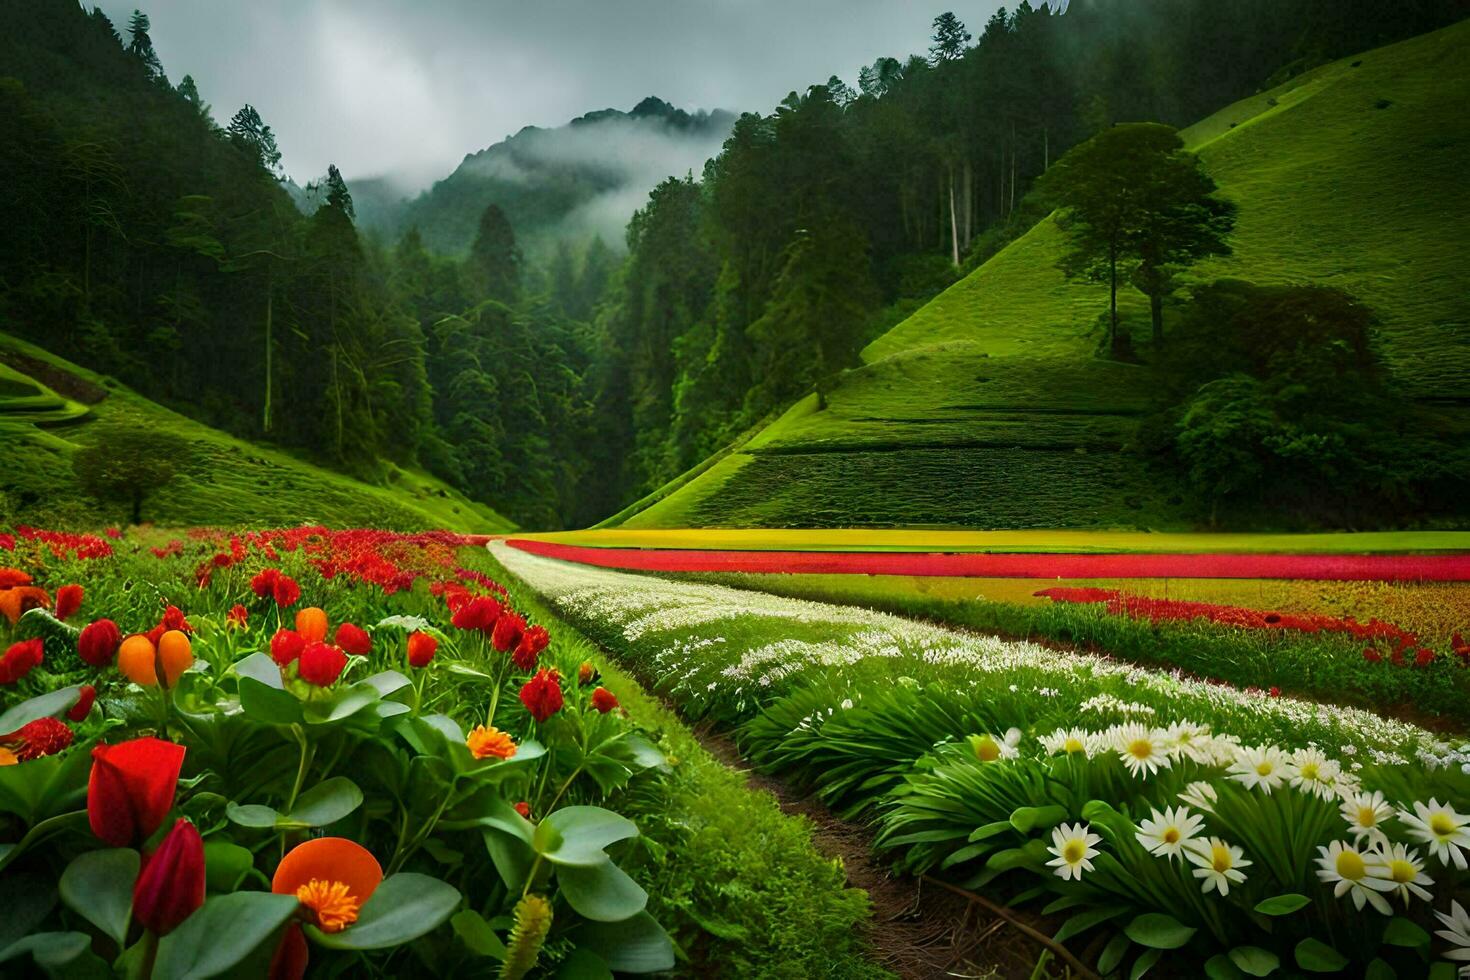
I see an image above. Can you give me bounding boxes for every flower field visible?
[495,542,1470,977]
[0,525,685,977]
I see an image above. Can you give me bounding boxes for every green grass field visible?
[617,21,1470,532]
[0,332,514,532]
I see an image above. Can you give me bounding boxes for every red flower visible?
[298,642,347,687]
[226,604,249,630]
[161,605,192,634]
[270,628,306,667]
[1363,647,1383,663]
[104,527,121,539]
[2,717,74,760]
[272,576,301,609]
[271,924,309,980]
[590,687,620,714]
[250,567,280,599]
[512,625,549,671]
[88,737,186,847]
[577,661,599,686]
[519,668,564,723]
[132,819,205,936]
[406,632,437,669]
[334,622,372,656]
[451,596,502,632]
[78,619,122,667]
[1415,648,1435,668]
[0,638,44,684]
[1390,648,1406,667]
[54,584,83,622]
[68,685,97,722]
[514,801,532,820]
[1267,686,1281,698]
[0,568,32,589]
[493,612,525,655]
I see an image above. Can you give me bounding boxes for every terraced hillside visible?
[613,20,1470,530]
[0,333,514,532]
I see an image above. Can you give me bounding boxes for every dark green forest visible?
[0,0,1462,529]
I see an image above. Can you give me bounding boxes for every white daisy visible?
[1047,822,1101,881]
[1136,805,1204,861]
[1435,900,1470,969]
[1041,728,1094,757]
[1399,799,1470,870]
[1289,747,1341,800]
[1186,837,1251,896]
[1340,789,1395,847]
[1371,842,1434,907]
[1178,781,1219,813]
[968,728,1022,762]
[1114,724,1172,778]
[1316,840,1394,915]
[1164,721,1212,763]
[1227,744,1292,794]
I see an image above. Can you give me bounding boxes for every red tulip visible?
[270,628,306,667]
[54,584,83,622]
[88,737,186,847]
[0,638,44,684]
[272,576,301,608]
[590,687,620,714]
[519,668,564,723]
[132,819,205,935]
[451,596,501,632]
[79,619,123,667]
[1,717,74,760]
[406,632,437,669]
[334,623,372,656]
[67,685,97,722]
[251,567,280,599]
[492,612,525,655]
[298,642,347,687]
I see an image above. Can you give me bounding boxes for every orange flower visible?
[0,586,50,626]
[272,837,383,934]
[466,724,517,761]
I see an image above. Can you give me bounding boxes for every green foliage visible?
[71,426,194,524]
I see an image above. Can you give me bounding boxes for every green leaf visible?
[225,803,280,829]
[1009,804,1067,833]
[0,686,82,732]
[1097,931,1131,975]
[234,652,284,689]
[574,911,674,973]
[307,873,460,950]
[1204,954,1245,980]
[1365,958,1396,980]
[1294,938,1349,973]
[203,841,255,893]
[1253,893,1311,916]
[153,892,300,980]
[1382,916,1430,948]
[280,777,362,829]
[1124,913,1196,950]
[1228,946,1280,976]
[0,931,93,970]
[237,677,301,725]
[1428,963,1457,980]
[303,682,380,725]
[59,848,138,945]
[1054,905,1127,944]
[536,806,638,867]
[969,820,1014,843]
[556,948,614,979]
[451,909,506,959]
[557,859,649,922]
[1129,947,1162,980]
[361,670,410,697]
[0,873,56,952]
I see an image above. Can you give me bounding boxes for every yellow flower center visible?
[1430,813,1457,838]
[975,737,1000,762]
[0,747,16,767]
[1389,859,1417,884]
[1211,844,1232,873]
[1163,828,1180,845]
[1063,738,1085,754]
[296,879,361,933]
[1357,806,1378,827]
[1335,850,1367,881]
[1300,762,1319,779]
[1127,739,1153,760]
[1062,840,1085,863]
[1255,761,1273,776]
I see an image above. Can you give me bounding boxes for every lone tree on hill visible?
[74,428,195,524]
[929,12,972,64]
[1038,122,1235,354]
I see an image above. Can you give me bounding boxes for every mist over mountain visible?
[350,97,735,256]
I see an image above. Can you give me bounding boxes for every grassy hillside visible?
[618,21,1470,531]
[0,333,514,533]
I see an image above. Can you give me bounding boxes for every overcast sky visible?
[100,0,1004,189]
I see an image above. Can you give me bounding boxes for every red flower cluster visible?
[79,619,122,667]
[0,638,44,684]
[12,526,112,560]
[298,641,348,687]
[513,625,549,672]
[1,717,74,760]
[519,668,564,722]
[334,622,372,656]
[271,628,307,666]
[250,568,301,608]
[1035,587,1459,669]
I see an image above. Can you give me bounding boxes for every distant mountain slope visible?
[0,333,514,532]
[612,21,1470,531]
[370,97,735,255]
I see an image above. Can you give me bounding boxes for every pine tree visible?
[467,204,521,304]
[126,10,165,81]
[324,164,354,220]
[176,74,211,122]
[226,105,282,175]
[929,12,972,64]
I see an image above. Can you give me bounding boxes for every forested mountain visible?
[364,98,735,258]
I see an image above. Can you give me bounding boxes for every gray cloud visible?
[101,0,1002,189]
